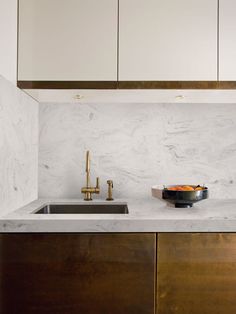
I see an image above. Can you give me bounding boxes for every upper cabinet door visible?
[18,0,118,81]
[219,0,236,81]
[119,0,217,81]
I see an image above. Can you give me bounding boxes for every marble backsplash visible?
[39,102,236,200]
[0,76,38,215]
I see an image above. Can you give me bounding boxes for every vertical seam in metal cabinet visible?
[117,0,120,85]
[155,233,158,314]
[217,0,220,81]
[16,0,19,83]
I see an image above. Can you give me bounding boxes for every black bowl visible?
[162,185,208,208]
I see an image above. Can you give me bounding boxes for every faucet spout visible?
[81,151,100,201]
[86,150,90,188]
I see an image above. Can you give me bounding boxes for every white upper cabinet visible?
[219,0,236,81]
[0,0,17,84]
[18,0,118,81]
[119,0,217,81]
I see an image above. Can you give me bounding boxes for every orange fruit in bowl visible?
[176,186,185,191]
[167,185,202,191]
[195,186,203,191]
[168,187,178,191]
[182,185,195,191]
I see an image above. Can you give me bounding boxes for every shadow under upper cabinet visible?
[34,204,129,214]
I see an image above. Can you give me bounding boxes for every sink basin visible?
[34,203,129,214]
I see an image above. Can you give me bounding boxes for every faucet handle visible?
[106,180,114,201]
[107,180,113,188]
[96,177,100,189]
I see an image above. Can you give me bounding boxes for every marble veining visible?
[39,102,236,199]
[1,198,236,232]
[0,76,38,216]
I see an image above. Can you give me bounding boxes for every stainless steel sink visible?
[34,203,129,214]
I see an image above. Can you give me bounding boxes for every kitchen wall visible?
[39,102,236,200]
[0,76,38,215]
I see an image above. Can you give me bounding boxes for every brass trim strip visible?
[118,81,236,89]
[17,81,118,89]
[17,81,236,90]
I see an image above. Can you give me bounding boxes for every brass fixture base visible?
[106,198,114,201]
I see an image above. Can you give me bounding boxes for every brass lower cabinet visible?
[0,233,156,314]
[2,232,236,314]
[157,233,236,314]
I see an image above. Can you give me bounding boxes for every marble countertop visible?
[1,198,236,232]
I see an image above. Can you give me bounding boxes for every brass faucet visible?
[106,180,114,201]
[81,151,100,201]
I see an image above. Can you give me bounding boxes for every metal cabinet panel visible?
[157,233,236,314]
[0,233,156,314]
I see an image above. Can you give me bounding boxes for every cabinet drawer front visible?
[0,233,156,314]
[119,0,217,81]
[157,233,236,314]
[220,0,236,80]
[18,0,118,81]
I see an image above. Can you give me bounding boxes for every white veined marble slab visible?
[1,198,236,233]
[0,76,38,216]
